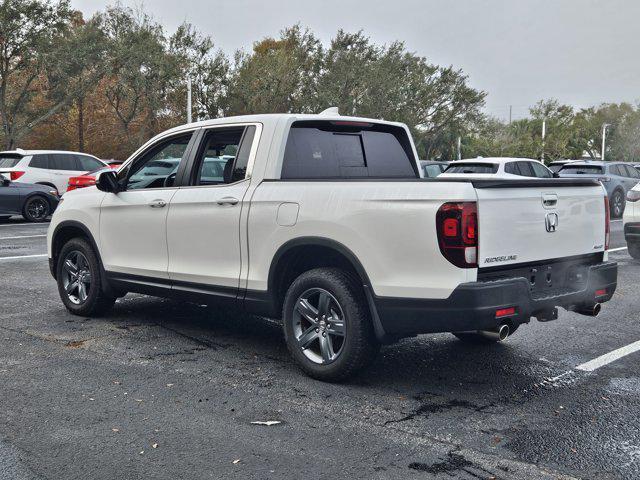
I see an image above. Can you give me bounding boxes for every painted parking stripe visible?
[607,246,628,252]
[0,235,47,240]
[575,340,640,372]
[0,254,47,261]
[0,223,48,227]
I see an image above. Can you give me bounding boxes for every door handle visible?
[542,193,558,208]
[148,199,167,208]
[217,197,239,206]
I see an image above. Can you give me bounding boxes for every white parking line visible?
[0,223,48,227]
[0,254,47,261]
[608,246,628,252]
[576,340,640,372]
[0,235,47,240]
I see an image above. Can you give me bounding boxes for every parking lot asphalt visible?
[0,218,637,479]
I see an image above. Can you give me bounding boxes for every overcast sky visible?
[72,0,640,120]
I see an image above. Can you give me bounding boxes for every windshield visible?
[0,156,22,168]
[444,163,498,174]
[559,165,603,175]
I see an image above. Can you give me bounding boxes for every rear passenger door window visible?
[49,154,79,171]
[29,155,49,169]
[281,121,417,179]
[506,161,535,177]
[190,126,256,186]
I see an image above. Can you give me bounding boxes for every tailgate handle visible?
[542,194,558,208]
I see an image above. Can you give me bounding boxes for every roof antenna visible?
[318,107,339,116]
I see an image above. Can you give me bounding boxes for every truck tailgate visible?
[475,180,606,268]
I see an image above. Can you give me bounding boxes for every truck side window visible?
[281,121,417,179]
[123,133,193,190]
[192,127,247,185]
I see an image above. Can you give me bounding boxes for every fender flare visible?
[265,237,388,341]
[50,221,115,296]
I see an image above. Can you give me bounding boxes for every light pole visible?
[601,123,610,161]
[186,75,192,124]
[541,118,546,162]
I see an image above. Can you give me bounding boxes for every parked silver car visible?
[558,161,640,218]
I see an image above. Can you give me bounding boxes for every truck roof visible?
[162,113,408,136]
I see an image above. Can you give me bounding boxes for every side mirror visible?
[553,172,560,178]
[96,170,120,193]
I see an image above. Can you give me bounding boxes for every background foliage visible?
[2,0,639,163]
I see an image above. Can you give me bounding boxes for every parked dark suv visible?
[558,161,640,218]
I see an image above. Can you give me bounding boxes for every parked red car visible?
[66,164,119,192]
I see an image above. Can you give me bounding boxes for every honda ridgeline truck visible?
[47,112,618,381]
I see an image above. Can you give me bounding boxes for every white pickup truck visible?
[47,113,617,381]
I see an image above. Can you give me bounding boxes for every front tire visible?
[283,268,379,382]
[56,238,116,316]
[22,195,50,222]
[629,242,640,260]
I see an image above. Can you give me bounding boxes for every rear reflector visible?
[495,307,516,318]
[436,202,478,268]
[595,289,607,297]
[10,171,25,181]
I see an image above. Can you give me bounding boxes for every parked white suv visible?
[441,157,555,179]
[0,149,106,194]
[47,113,617,381]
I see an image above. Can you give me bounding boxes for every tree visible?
[97,5,179,148]
[0,0,104,149]
[226,25,323,115]
[316,30,485,159]
[169,22,230,121]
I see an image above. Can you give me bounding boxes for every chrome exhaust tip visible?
[477,323,510,342]
[576,303,601,317]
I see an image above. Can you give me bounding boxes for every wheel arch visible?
[248,237,371,316]
[50,221,113,295]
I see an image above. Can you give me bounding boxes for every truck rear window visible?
[281,121,417,179]
[559,165,603,175]
[444,163,498,174]
[0,156,21,168]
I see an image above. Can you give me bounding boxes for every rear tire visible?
[629,242,640,260]
[56,238,116,316]
[22,195,50,222]
[283,268,379,382]
[610,190,625,218]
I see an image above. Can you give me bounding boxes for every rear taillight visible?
[604,196,610,250]
[10,171,24,181]
[436,202,478,268]
[66,177,96,192]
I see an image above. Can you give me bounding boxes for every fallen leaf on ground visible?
[152,443,158,449]
[112,428,119,433]
[232,459,240,464]
[250,421,281,426]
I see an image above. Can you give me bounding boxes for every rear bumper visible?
[625,222,640,243]
[373,261,617,336]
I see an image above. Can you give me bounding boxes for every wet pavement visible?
[0,218,637,479]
